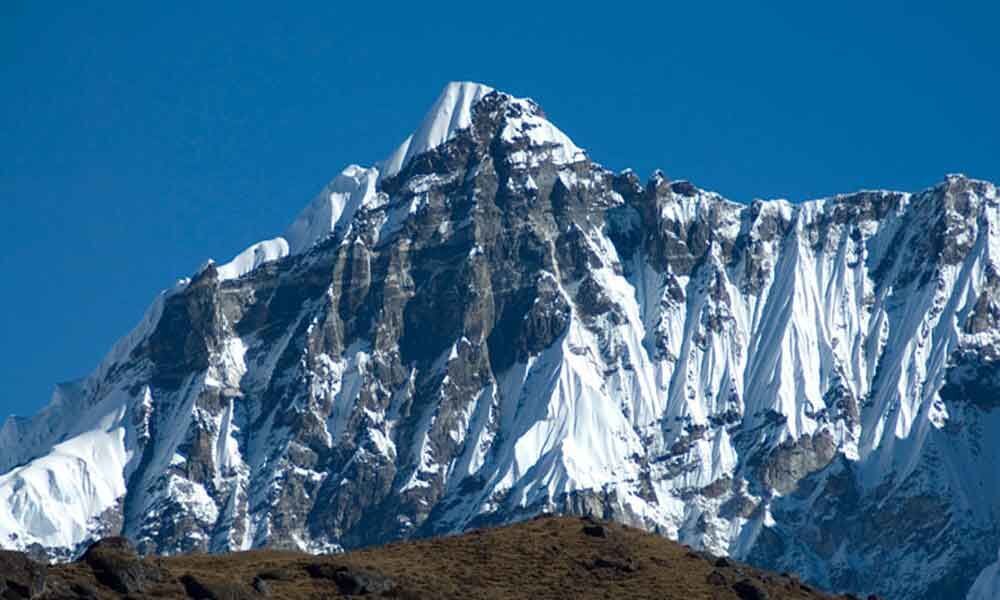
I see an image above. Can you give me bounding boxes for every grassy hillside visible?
[5,516,870,599]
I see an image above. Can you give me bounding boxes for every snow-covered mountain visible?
[2,82,999,600]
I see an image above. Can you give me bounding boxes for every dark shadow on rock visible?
[305,563,395,595]
[81,537,161,595]
[180,573,259,600]
[733,577,770,600]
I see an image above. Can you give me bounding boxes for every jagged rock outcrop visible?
[0,550,47,599]
[1,82,998,600]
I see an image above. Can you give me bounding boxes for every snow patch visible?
[380,82,494,178]
[284,164,380,255]
[214,238,289,281]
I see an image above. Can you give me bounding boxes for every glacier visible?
[1,82,998,600]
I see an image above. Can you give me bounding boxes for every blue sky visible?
[1,1,997,418]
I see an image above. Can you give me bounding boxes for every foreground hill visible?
[3,516,862,599]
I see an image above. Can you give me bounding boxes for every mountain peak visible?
[204,81,589,275]
[379,81,496,178]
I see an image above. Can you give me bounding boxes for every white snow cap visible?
[214,237,290,281]
[283,164,380,254]
[380,81,495,178]
[210,81,584,278]
[206,164,379,281]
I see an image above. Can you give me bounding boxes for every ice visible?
[501,100,585,167]
[380,82,494,178]
[214,237,289,281]
[283,164,380,255]
[0,397,128,550]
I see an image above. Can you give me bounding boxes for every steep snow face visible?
[1,83,998,600]
[0,385,132,554]
[380,81,584,178]
[380,82,495,178]
[196,164,380,282]
[283,164,381,254]
[214,238,290,281]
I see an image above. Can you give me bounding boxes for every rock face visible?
[81,537,161,595]
[0,550,47,599]
[1,82,999,600]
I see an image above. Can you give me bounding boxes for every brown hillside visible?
[6,516,871,599]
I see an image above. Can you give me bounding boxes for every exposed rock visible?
[939,350,1000,411]
[733,578,771,600]
[255,568,297,582]
[179,574,258,600]
[759,431,837,494]
[81,537,161,595]
[305,563,395,596]
[0,551,46,599]
[250,576,270,596]
[67,583,99,599]
[590,556,640,574]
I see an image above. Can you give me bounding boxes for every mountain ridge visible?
[1,82,998,600]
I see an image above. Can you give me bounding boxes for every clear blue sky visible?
[1,1,997,418]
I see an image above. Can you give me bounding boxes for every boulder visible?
[0,551,46,599]
[305,563,394,595]
[68,583,99,599]
[180,574,259,600]
[732,578,770,600]
[590,557,639,574]
[251,576,270,595]
[580,518,608,538]
[81,537,161,595]
[705,570,728,586]
[255,567,296,582]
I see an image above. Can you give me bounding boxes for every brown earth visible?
[10,516,875,599]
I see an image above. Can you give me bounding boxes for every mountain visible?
[1,515,854,600]
[1,82,998,600]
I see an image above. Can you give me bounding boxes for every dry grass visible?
[45,516,854,599]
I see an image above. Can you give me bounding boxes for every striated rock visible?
[759,431,838,495]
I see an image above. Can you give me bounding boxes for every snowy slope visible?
[283,164,380,254]
[968,550,1000,600]
[1,82,998,600]
[380,81,495,178]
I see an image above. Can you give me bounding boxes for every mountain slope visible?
[1,82,998,600]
